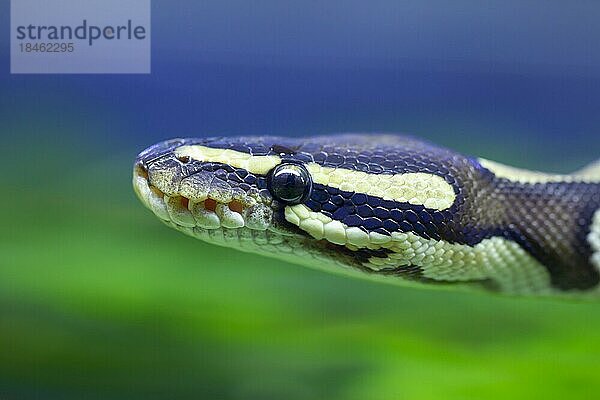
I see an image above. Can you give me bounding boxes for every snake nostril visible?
[176,155,190,164]
[135,162,149,179]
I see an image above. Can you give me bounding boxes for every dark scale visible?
[226,172,243,184]
[383,219,400,232]
[256,177,268,190]
[351,193,368,205]
[373,207,390,219]
[306,199,322,211]
[363,218,383,230]
[332,207,351,220]
[320,201,335,213]
[356,205,374,217]
[312,189,329,203]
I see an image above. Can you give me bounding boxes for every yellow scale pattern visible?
[176,145,282,175]
[478,158,600,184]
[285,205,554,295]
[305,164,455,210]
[176,145,456,211]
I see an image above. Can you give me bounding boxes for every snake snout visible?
[135,138,188,168]
[133,142,275,232]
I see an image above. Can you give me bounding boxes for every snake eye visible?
[267,163,312,204]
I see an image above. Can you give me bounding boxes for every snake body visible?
[133,134,600,298]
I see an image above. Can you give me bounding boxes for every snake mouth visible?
[133,162,273,231]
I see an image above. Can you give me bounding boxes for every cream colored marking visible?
[165,195,196,227]
[575,159,600,179]
[285,204,556,294]
[176,145,457,211]
[133,171,152,209]
[307,164,455,210]
[478,158,600,184]
[285,204,333,239]
[175,145,282,175]
[588,208,600,271]
[372,233,554,294]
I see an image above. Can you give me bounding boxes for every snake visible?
[132,134,600,298]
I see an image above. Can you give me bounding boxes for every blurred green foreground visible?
[2,139,600,400]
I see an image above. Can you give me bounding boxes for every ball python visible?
[133,134,600,298]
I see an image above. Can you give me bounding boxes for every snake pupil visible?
[268,164,311,204]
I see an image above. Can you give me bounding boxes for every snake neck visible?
[484,171,600,290]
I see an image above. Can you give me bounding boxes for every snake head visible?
[134,135,423,275]
[133,134,461,280]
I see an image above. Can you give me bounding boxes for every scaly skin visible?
[133,134,600,298]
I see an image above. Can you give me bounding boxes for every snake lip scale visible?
[134,161,279,233]
[133,134,600,298]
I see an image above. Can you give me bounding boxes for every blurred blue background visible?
[1,1,600,399]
